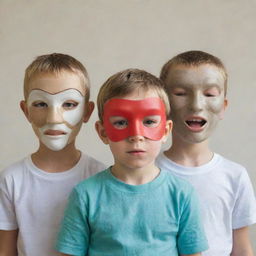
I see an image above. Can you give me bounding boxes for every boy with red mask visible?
[56,69,208,256]
[156,51,256,255]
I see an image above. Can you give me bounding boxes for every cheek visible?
[63,101,85,126]
[28,108,46,127]
[207,98,224,115]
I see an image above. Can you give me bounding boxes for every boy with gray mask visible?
[156,50,256,255]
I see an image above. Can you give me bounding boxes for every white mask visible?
[27,89,85,151]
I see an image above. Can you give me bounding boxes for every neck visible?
[111,162,160,185]
[164,135,213,167]
[31,142,81,173]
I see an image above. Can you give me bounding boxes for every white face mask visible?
[27,89,85,151]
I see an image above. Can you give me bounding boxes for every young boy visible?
[156,50,256,255]
[56,69,209,256]
[0,53,105,256]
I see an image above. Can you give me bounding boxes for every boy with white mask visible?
[0,53,105,256]
[156,50,256,255]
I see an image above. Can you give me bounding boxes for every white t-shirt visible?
[0,153,106,256]
[156,152,256,256]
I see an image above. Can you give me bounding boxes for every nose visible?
[128,134,145,143]
[46,106,64,124]
[189,91,204,112]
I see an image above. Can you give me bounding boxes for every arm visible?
[0,229,18,256]
[231,227,254,256]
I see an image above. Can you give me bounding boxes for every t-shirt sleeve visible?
[0,175,18,230]
[232,169,256,229]
[56,187,89,256]
[177,188,209,255]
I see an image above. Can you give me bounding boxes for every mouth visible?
[185,117,207,131]
[44,130,67,136]
[127,150,145,155]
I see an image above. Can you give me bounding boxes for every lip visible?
[184,116,207,132]
[44,130,67,136]
[127,149,146,155]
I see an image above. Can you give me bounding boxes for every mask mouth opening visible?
[185,119,207,128]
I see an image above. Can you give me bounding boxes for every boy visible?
[0,53,105,256]
[156,50,256,255]
[56,69,208,256]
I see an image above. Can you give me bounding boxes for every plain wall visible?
[1,0,255,250]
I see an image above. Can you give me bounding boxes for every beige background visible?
[1,0,255,250]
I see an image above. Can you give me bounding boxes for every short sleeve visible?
[177,188,208,255]
[0,176,18,230]
[232,169,256,229]
[56,187,89,256]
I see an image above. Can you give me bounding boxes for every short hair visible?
[160,50,228,96]
[24,53,90,101]
[97,68,170,122]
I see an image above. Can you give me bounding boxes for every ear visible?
[219,98,228,120]
[83,101,95,123]
[95,120,109,145]
[20,100,31,122]
[161,119,173,143]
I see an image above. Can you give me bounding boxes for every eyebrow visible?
[170,83,222,91]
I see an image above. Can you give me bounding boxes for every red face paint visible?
[103,97,166,142]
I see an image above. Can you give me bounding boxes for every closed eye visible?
[172,88,187,96]
[204,87,220,97]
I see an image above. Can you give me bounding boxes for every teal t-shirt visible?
[56,168,208,256]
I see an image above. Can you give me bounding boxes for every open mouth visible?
[185,118,207,130]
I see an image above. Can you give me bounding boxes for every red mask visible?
[103,97,166,142]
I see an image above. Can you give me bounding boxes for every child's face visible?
[96,89,172,171]
[165,64,227,144]
[21,72,93,151]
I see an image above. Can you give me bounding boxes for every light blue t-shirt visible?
[56,168,208,256]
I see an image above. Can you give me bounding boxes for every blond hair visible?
[97,68,170,122]
[24,53,90,101]
[160,50,228,96]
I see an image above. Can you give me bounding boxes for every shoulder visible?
[80,152,106,174]
[75,169,108,193]
[216,154,249,180]
[0,157,28,181]
[162,170,195,198]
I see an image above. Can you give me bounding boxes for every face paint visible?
[103,97,166,142]
[27,89,85,151]
[166,64,226,143]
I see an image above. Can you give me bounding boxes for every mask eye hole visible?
[32,101,48,108]
[143,115,161,128]
[109,116,128,130]
[62,101,79,110]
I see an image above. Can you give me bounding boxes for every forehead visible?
[119,88,161,101]
[26,71,86,97]
[166,64,225,90]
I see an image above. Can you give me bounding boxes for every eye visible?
[172,88,186,96]
[109,116,128,130]
[143,115,161,128]
[32,101,48,108]
[204,88,220,97]
[62,101,79,110]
